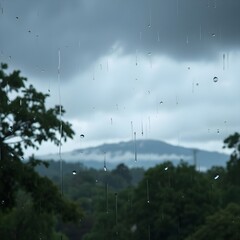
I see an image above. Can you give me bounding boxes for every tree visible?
[0,63,82,237]
[128,161,219,240]
[187,203,240,240]
[223,132,240,185]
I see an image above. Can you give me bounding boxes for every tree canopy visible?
[0,63,82,239]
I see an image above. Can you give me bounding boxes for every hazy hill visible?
[38,139,229,170]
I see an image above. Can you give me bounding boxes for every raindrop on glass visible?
[196,83,199,86]
[212,33,216,37]
[213,76,218,82]
[72,170,76,175]
[160,101,163,104]
[80,134,85,139]
[217,129,220,134]
[164,167,168,171]
[214,175,219,180]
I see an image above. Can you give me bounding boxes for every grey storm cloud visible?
[0,0,240,80]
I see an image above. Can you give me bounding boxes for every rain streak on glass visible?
[223,53,225,70]
[134,132,137,162]
[115,192,118,225]
[103,152,107,171]
[146,179,150,203]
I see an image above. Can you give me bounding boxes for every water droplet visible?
[160,101,163,104]
[147,200,150,204]
[214,174,219,180]
[212,33,216,37]
[188,66,190,70]
[28,30,31,33]
[80,134,85,138]
[213,76,218,82]
[148,52,151,56]
[148,24,151,28]
[104,166,107,171]
[95,179,98,183]
[72,170,76,175]
[16,16,19,19]
[217,129,220,134]
[164,167,168,171]
[196,83,199,86]
[131,224,137,233]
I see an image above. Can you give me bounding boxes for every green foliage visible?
[187,203,240,240]
[128,161,219,240]
[223,132,240,185]
[0,191,69,240]
[0,63,74,155]
[0,63,82,238]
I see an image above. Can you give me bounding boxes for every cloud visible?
[23,52,238,156]
[1,0,239,156]
[1,0,240,80]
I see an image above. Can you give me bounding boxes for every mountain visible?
[38,139,229,170]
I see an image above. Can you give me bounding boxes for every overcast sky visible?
[0,0,239,156]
